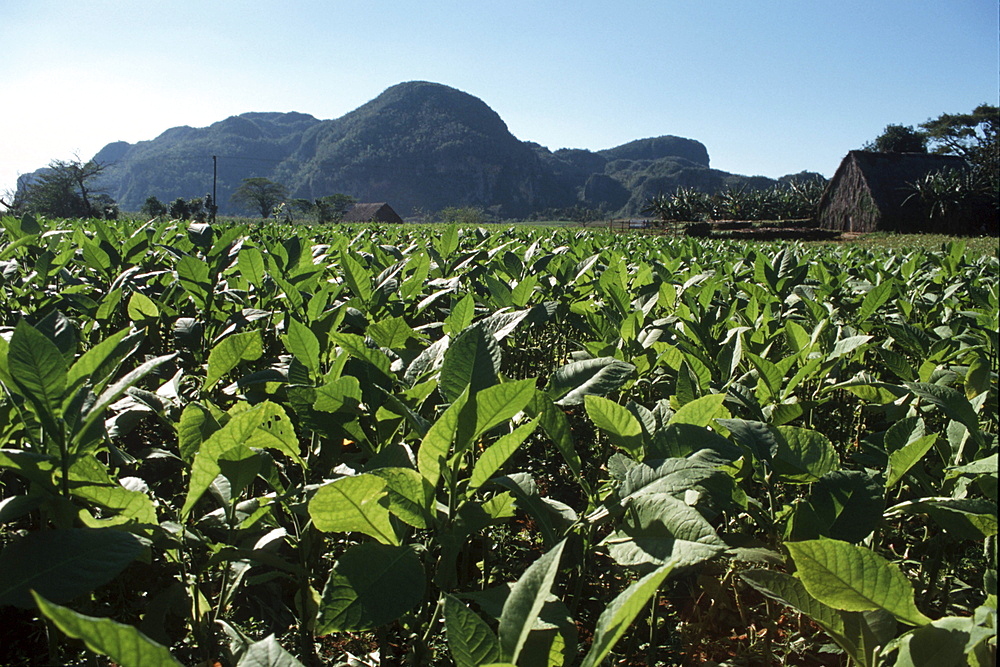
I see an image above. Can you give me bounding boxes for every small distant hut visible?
[818,151,969,233]
[341,202,404,224]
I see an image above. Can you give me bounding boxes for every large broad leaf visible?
[469,420,539,493]
[204,329,263,391]
[617,456,730,506]
[236,635,305,667]
[471,379,537,443]
[33,592,182,667]
[316,543,424,633]
[668,393,728,427]
[526,391,582,479]
[498,539,566,664]
[789,470,884,543]
[368,467,434,529]
[182,401,299,517]
[890,615,996,667]
[886,434,938,488]
[580,562,675,667]
[7,320,67,433]
[906,382,984,444]
[857,280,895,323]
[546,357,635,406]
[439,324,501,402]
[884,497,998,541]
[770,425,840,483]
[282,317,320,375]
[339,251,373,304]
[444,594,502,667]
[417,389,469,490]
[0,528,147,608]
[602,493,726,568]
[740,569,884,665]
[786,539,931,626]
[308,474,398,545]
[584,395,644,458]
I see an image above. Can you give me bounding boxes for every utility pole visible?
[212,155,218,223]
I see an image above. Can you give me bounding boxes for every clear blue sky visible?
[3,0,997,197]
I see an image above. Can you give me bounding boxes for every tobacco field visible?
[0,214,996,666]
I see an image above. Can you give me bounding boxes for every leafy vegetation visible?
[0,215,996,666]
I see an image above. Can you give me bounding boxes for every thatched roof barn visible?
[341,202,404,224]
[818,151,969,233]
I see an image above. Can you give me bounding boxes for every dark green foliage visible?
[864,124,929,153]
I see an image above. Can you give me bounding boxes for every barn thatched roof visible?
[818,151,969,232]
[341,202,404,224]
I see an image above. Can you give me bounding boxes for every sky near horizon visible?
[2,1,997,199]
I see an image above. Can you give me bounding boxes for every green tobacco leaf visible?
[79,353,177,445]
[469,420,539,493]
[175,255,211,305]
[716,418,778,463]
[603,493,726,568]
[906,382,983,442]
[444,293,476,337]
[283,317,320,374]
[367,316,419,349]
[891,616,995,667]
[236,634,305,667]
[617,456,731,505]
[439,324,501,403]
[886,434,938,488]
[34,593,182,667]
[668,393,728,427]
[238,246,266,286]
[182,402,299,517]
[546,357,635,406]
[368,467,433,529]
[789,470,884,543]
[204,329,263,391]
[126,291,160,321]
[472,379,537,443]
[316,543,424,633]
[309,474,398,545]
[340,252,373,304]
[8,320,67,431]
[445,594,502,667]
[964,352,991,400]
[857,280,894,323]
[585,395,644,458]
[771,425,840,483]
[312,376,362,414]
[580,562,675,667]
[418,389,469,489]
[498,539,566,664]
[885,497,998,541]
[526,391,582,479]
[0,528,146,608]
[740,569,876,664]
[177,403,221,460]
[786,539,931,626]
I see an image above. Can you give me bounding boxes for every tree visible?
[863,124,927,153]
[230,177,289,218]
[16,157,111,218]
[169,198,191,220]
[314,194,356,223]
[141,195,168,219]
[920,104,999,186]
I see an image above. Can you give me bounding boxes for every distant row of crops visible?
[0,214,996,666]
[643,179,827,224]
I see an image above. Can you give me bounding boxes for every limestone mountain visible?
[31,81,790,217]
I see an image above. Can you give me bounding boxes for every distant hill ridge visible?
[66,81,801,217]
